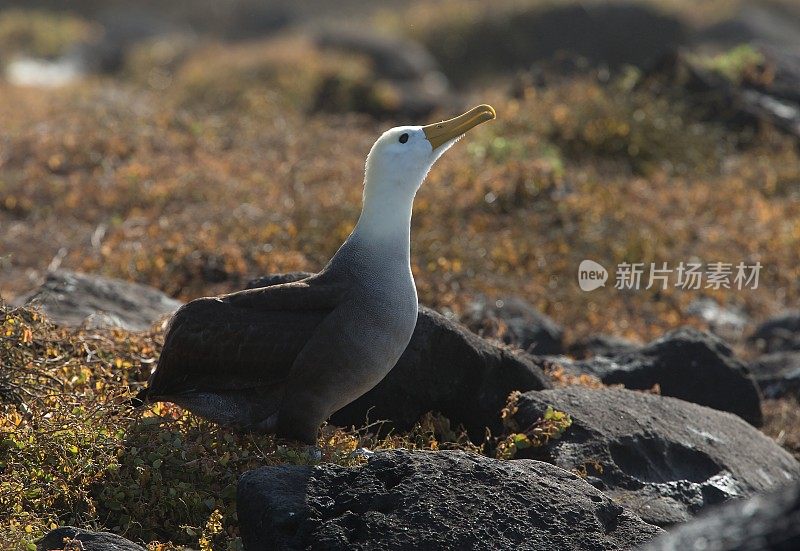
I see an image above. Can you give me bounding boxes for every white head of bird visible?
[354,104,496,242]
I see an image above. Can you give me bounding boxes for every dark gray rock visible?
[38,526,144,551]
[332,306,551,440]
[509,387,800,526]
[749,311,800,353]
[697,3,800,51]
[647,45,800,140]
[17,270,182,331]
[425,3,687,85]
[551,327,762,425]
[569,334,641,359]
[82,8,188,73]
[312,29,450,119]
[315,29,441,81]
[642,481,800,551]
[248,274,552,441]
[748,351,800,399]
[463,295,564,355]
[238,449,663,551]
[685,297,748,342]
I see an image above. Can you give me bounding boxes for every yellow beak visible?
[423,104,496,150]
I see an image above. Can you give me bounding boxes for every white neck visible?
[328,169,422,276]
[353,184,414,244]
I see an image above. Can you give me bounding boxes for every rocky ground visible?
[3,0,800,550]
[6,272,800,550]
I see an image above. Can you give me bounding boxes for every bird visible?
[135,104,496,444]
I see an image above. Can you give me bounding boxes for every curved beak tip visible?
[479,104,497,120]
[423,104,497,150]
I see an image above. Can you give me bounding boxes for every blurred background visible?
[1,0,800,343]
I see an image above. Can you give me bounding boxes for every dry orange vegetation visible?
[763,397,800,462]
[2,43,799,342]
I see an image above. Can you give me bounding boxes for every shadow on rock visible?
[539,327,763,425]
[508,386,799,526]
[642,480,800,551]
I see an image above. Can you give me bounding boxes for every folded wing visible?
[144,278,345,398]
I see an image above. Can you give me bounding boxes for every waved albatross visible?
[136,104,496,443]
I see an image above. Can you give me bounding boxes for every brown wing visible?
[145,277,346,398]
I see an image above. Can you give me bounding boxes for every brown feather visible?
[144,277,347,398]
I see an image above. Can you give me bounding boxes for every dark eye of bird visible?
[399,133,409,144]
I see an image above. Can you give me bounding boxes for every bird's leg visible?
[275,408,322,446]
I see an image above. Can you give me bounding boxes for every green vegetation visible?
[496,393,572,459]
[695,44,766,84]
